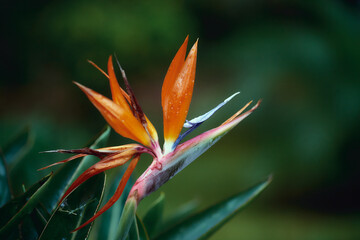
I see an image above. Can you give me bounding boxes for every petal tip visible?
[73,81,84,89]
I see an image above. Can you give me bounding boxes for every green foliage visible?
[155,176,271,240]
[1,127,33,168]
[89,166,134,240]
[2,0,360,238]
[0,156,10,207]
[142,193,165,238]
[117,176,270,240]
[0,127,33,202]
[117,196,138,240]
[0,127,110,239]
[0,126,269,239]
[38,173,105,240]
[0,174,51,239]
[135,214,150,240]
[160,200,199,231]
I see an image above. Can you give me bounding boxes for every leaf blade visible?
[2,127,33,168]
[155,176,271,240]
[142,192,165,238]
[38,173,106,240]
[88,166,135,240]
[0,174,52,237]
[0,155,10,207]
[0,126,111,239]
[0,127,33,200]
[116,197,137,240]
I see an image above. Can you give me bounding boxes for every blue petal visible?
[173,92,240,149]
[183,92,240,128]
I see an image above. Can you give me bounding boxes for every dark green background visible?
[1,0,359,239]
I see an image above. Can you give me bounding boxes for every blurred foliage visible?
[1,0,360,239]
[0,128,270,239]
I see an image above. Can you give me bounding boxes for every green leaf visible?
[0,173,53,240]
[0,174,49,227]
[0,126,111,239]
[3,206,50,240]
[155,176,272,240]
[1,127,33,168]
[142,192,165,237]
[126,214,150,240]
[0,127,33,204]
[38,172,106,240]
[116,197,137,240]
[89,167,134,240]
[41,126,111,213]
[160,199,199,232]
[128,214,140,240]
[0,155,10,207]
[0,174,52,238]
[35,126,110,239]
[136,214,150,240]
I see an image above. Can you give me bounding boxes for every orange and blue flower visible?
[42,36,260,231]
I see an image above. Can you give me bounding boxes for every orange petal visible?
[88,60,109,79]
[141,115,156,143]
[88,58,158,143]
[75,82,151,146]
[162,40,198,148]
[221,100,253,126]
[162,36,189,104]
[88,58,131,103]
[107,56,132,107]
[71,154,140,232]
[113,56,159,143]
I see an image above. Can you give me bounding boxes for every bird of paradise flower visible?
[41,36,261,232]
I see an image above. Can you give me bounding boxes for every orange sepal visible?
[162,39,198,145]
[59,149,137,205]
[38,154,86,171]
[74,82,151,146]
[71,154,140,232]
